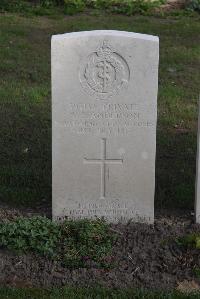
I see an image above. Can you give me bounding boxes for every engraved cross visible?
[84,138,123,199]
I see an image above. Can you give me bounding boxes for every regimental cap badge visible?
[96,41,113,58]
[79,40,130,100]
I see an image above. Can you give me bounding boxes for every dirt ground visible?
[158,0,187,11]
[0,205,200,291]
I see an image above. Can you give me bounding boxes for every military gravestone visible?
[52,30,159,223]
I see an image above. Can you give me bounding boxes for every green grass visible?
[0,12,199,209]
[0,287,200,299]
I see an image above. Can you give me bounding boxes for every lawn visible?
[0,287,200,299]
[0,11,199,211]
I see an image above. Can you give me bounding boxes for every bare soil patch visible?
[0,206,200,291]
[158,0,187,11]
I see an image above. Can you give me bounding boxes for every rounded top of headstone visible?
[51,30,159,43]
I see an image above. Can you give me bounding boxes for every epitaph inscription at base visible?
[52,30,159,223]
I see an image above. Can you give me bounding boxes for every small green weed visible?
[193,267,200,278]
[0,217,116,268]
[176,233,200,249]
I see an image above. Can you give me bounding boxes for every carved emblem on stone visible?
[79,41,130,100]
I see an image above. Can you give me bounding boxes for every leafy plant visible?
[187,0,200,12]
[60,219,116,268]
[0,217,116,268]
[63,0,85,14]
[0,0,31,12]
[112,0,165,15]
[89,0,113,9]
[0,216,61,257]
[40,0,55,7]
[0,0,164,15]
[0,0,57,13]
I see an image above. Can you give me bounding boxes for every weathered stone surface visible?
[52,30,159,223]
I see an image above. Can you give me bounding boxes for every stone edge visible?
[51,30,159,43]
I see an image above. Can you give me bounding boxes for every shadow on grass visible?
[156,129,197,210]
[0,101,51,206]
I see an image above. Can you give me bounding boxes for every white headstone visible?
[52,30,159,223]
[195,99,200,223]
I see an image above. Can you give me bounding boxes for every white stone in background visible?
[52,30,159,223]
[195,98,200,223]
